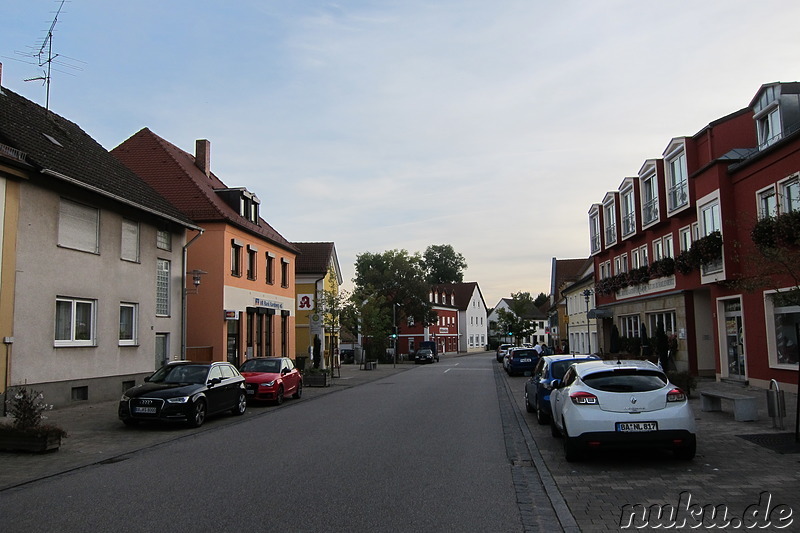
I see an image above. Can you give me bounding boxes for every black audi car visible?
[119,361,247,428]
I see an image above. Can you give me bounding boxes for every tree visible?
[495,292,538,345]
[534,292,548,308]
[423,244,467,284]
[319,266,349,371]
[353,249,436,326]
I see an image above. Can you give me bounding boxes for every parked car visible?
[525,354,599,424]
[414,348,439,364]
[119,361,247,428]
[239,357,303,405]
[503,347,539,376]
[496,343,513,362]
[418,341,438,357]
[549,359,696,461]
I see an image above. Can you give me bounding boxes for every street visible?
[1,352,799,532]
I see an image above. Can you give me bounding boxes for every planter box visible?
[304,372,332,387]
[0,432,62,453]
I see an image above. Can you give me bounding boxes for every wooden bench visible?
[700,390,759,421]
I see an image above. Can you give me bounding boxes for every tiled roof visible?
[294,242,335,274]
[434,282,484,311]
[551,257,592,299]
[0,87,195,227]
[112,128,297,254]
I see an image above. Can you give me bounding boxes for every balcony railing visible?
[605,224,617,245]
[621,213,636,236]
[642,197,658,224]
[667,183,688,211]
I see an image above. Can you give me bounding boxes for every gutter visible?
[181,229,205,359]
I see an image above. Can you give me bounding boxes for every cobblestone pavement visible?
[501,365,800,532]
[0,360,414,491]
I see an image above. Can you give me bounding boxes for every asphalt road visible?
[0,354,536,533]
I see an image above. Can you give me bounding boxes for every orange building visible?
[113,129,298,365]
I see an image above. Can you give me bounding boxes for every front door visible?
[227,319,239,365]
[724,299,745,380]
[155,333,169,369]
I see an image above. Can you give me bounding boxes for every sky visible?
[3,0,800,307]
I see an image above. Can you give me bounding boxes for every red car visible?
[239,357,303,405]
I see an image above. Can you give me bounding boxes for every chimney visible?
[195,139,210,177]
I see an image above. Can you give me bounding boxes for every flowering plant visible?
[1,387,67,438]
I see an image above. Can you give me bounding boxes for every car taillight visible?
[667,388,686,402]
[570,391,599,406]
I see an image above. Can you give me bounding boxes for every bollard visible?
[767,379,786,430]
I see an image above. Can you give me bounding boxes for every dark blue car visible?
[524,354,599,424]
[504,347,539,376]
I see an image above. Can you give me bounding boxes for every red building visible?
[589,82,800,392]
[398,285,460,357]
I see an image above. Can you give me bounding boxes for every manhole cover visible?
[737,433,800,454]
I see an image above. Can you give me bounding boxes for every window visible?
[653,239,663,261]
[648,311,676,336]
[756,106,782,149]
[119,303,138,345]
[699,201,723,274]
[666,150,688,212]
[156,230,172,251]
[58,199,99,253]
[55,297,95,346]
[281,258,289,288]
[600,261,610,279]
[780,176,800,213]
[121,219,140,262]
[266,253,275,284]
[766,292,799,366]
[619,314,640,338]
[247,246,257,280]
[664,234,674,258]
[231,240,242,276]
[589,212,601,253]
[156,259,170,316]
[640,245,649,267]
[632,249,640,269]
[619,254,628,273]
[641,170,659,225]
[621,189,636,237]
[758,187,778,219]
[679,227,693,252]
[604,203,617,245]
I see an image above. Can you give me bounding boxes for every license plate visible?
[246,389,255,395]
[134,406,157,414]
[616,421,657,432]
[520,358,532,363]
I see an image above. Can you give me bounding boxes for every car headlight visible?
[260,380,276,387]
[167,396,190,404]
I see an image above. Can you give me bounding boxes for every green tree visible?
[356,293,392,362]
[534,292,548,308]
[423,244,467,284]
[495,291,538,345]
[353,249,436,326]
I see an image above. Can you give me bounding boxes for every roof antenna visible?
[18,0,84,113]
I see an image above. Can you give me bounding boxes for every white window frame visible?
[589,211,601,253]
[698,194,723,275]
[653,238,664,262]
[156,259,170,317]
[779,174,800,213]
[679,226,693,252]
[121,219,140,262]
[664,234,674,258]
[764,289,800,369]
[604,202,617,245]
[621,188,636,237]
[55,297,96,347]
[640,245,649,267]
[640,166,659,226]
[619,314,640,338]
[632,249,641,269]
[757,185,778,219]
[664,143,689,213]
[119,302,138,346]
[755,102,782,149]
[58,198,99,254]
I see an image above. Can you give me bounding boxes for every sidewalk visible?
[0,360,414,491]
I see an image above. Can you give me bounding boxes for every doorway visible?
[723,299,745,380]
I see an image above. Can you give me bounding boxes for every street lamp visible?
[583,288,593,354]
[393,302,401,368]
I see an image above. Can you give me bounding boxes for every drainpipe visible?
[314,276,325,368]
[2,339,11,417]
[181,229,205,359]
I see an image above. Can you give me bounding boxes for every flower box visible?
[0,429,62,453]
[303,371,332,387]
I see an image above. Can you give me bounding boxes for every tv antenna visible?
[15,0,84,111]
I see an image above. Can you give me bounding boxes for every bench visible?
[700,390,759,422]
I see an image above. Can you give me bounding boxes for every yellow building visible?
[294,242,342,370]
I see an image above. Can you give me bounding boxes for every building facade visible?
[589,82,800,391]
[1,87,197,406]
[451,282,489,353]
[113,130,298,367]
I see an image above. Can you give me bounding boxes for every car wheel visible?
[562,421,582,462]
[674,436,696,460]
[231,391,247,416]
[122,418,138,427]
[188,400,207,428]
[536,406,549,425]
[275,386,284,405]
[525,392,534,413]
[292,382,303,399]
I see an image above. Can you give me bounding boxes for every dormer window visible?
[754,85,783,149]
[640,162,659,226]
[604,202,617,245]
[589,209,601,253]
[621,188,635,237]
[217,188,260,225]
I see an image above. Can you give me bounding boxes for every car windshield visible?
[240,359,281,373]
[151,364,210,384]
[583,369,667,392]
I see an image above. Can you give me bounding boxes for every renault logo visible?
[630,396,638,405]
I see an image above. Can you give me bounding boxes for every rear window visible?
[582,369,667,392]
[512,350,537,357]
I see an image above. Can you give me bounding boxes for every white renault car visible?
[550,359,696,461]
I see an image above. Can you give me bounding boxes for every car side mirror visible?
[281,368,289,375]
[551,379,562,389]
[144,376,151,382]
[208,377,222,386]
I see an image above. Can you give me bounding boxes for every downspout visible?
[181,229,205,359]
[314,275,325,368]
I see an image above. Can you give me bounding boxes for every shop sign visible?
[224,310,239,320]
[254,298,283,309]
